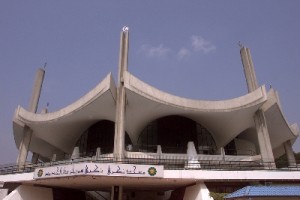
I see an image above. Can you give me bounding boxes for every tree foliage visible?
[275,152,300,168]
[210,192,227,200]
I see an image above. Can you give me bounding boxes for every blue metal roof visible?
[225,185,300,198]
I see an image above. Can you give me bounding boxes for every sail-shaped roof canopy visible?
[13,71,298,159]
[13,73,117,157]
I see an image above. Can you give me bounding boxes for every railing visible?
[1,155,300,175]
[130,146,256,156]
[0,163,36,175]
[224,148,257,156]
[128,145,158,153]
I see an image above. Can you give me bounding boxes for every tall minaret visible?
[240,46,258,92]
[240,46,275,168]
[17,66,45,168]
[112,26,129,200]
[114,27,129,160]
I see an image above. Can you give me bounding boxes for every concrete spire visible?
[17,67,45,168]
[112,26,129,200]
[28,67,45,113]
[240,46,275,168]
[240,46,258,92]
[114,27,129,160]
[118,26,129,84]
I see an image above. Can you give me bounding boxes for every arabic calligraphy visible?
[43,164,104,177]
[34,163,163,179]
[107,165,145,175]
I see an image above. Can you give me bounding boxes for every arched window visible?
[76,120,132,156]
[137,115,217,154]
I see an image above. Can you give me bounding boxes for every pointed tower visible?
[240,46,275,168]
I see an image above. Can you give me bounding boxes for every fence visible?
[1,154,299,176]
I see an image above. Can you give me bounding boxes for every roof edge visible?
[13,72,116,124]
[124,71,267,112]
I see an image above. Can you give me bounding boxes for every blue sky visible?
[1,1,300,164]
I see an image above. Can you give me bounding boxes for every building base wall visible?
[183,183,213,200]
[3,185,53,200]
[0,189,8,199]
[124,191,171,200]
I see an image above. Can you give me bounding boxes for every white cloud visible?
[191,35,216,53]
[139,44,170,58]
[177,48,191,60]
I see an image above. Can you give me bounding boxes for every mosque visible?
[0,27,299,200]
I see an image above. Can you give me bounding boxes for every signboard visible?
[34,163,163,179]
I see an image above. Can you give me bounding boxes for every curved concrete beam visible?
[124,71,267,112]
[262,89,299,149]
[123,72,268,147]
[13,73,117,154]
[12,71,298,157]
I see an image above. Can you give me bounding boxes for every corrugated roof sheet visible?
[225,185,300,198]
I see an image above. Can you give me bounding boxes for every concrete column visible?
[240,46,275,168]
[118,186,123,200]
[114,86,126,160]
[186,141,201,169]
[31,152,39,164]
[0,189,8,199]
[16,126,33,168]
[113,27,129,160]
[17,67,45,168]
[220,147,226,161]
[96,147,101,158]
[283,140,297,167]
[183,182,213,200]
[254,110,275,168]
[51,154,57,162]
[111,186,123,200]
[71,146,80,160]
[31,107,48,164]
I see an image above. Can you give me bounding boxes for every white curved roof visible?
[13,73,117,155]
[123,72,267,147]
[263,89,299,154]
[13,72,298,158]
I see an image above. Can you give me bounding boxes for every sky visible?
[1,1,300,164]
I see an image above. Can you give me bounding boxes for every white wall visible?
[0,173,34,183]
[0,189,8,200]
[164,170,300,180]
[3,185,53,200]
[183,183,213,200]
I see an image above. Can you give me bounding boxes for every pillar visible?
[17,67,45,168]
[51,154,57,162]
[71,146,80,160]
[283,140,297,167]
[220,147,226,161]
[253,109,275,167]
[186,141,201,169]
[111,186,124,200]
[183,182,213,200]
[240,46,275,168]
[31,152,39,164]
[113,27,129,161]
[31,107,48,164]
[16,126,33,168]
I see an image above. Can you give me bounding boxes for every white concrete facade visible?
[3,185,53,200]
